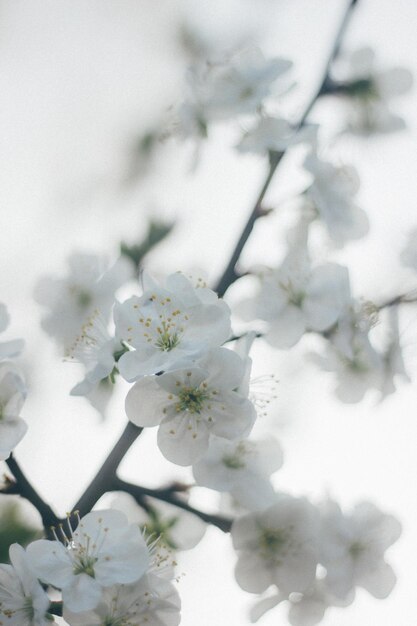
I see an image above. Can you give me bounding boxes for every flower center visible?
[349,541,365,558]
[175,386,208,414]
[155,324,181,352]
[72,553,98,577]
[259,528,289,558]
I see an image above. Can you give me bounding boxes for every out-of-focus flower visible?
[0,543,51,626]
[0,362,27,461]
[179,49,292,137]
[34,253,132,352]
[239,251,351,349]
[319,500,401,600]
[400,227,417,271]
[125,347,256,466]
[115,271,231,382]
[67,310,123,399]
[193,436,283,510]
[237,117,317,154]
[303,152,369,247]
[232,495,319,595]
[0,303,24,361]
[335,47,413,135]
[310,303,383,403]
[27,510,150,613]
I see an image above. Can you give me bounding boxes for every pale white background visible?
[1,1,417,624]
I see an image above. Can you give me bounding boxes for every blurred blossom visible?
[302,151,369,247]
[333,47,413,135]
[34,253,133,354]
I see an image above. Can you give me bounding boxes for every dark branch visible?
[215,0,360,297]
[73,421,143,517]
[2,455,59,532]
[377,291,417,310]
[113,477,233,533]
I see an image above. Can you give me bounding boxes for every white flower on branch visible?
[125,347,256,466]
[115,271,231,382]
[303,152,369,247]
[239,251,351,349]
[0,543,51,626]
[0,303,24,361]
[319,500,401,601]
[63,571,181,626]
[232,494,319,595]
[0,362,28,461]
[34,253,132,353]
[338,47,413,135]
[27,510,150,613]
[179,49,292,137]
[192,436,283,511]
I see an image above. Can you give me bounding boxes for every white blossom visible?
[303,152,369,247]
[239,251,351,349]
[339,47,413,135]
[34,253,132,352]
[179,49,292,137]
[400,226,417,271]
[232,494,319,595]
[192,436,283,510]
[27,510,150,613]
[0,362,28,460]
[0,543,51,626]
[237,117,317,154]
[0,303,24,361]
[310,303,383,403]
[115,271,231,381]
[125,347,256,466]
[66,309,123,399]
[287,581,353,626]
[63,572,181,626]
[319,500,401,600]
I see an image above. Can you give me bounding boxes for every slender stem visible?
[113,477,233,533]
[377,292,417,310]
[215,0,360,297]
[3,455,59,531]
[73,421,143,517]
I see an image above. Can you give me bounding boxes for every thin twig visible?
[113,477,233,533]
[73,421,143,517]
[377,292,417,310]
[2,455,59,531]
[215,0,360,297]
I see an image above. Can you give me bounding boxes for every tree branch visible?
[215,0,360,297]
[113,477,233,533]
[2,455,59,533]
[73,421,143,517]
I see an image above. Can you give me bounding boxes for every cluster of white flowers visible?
[0,303,27,460]
[0,509,181,626]
[5,26,413,626]
[233,496,400,625]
